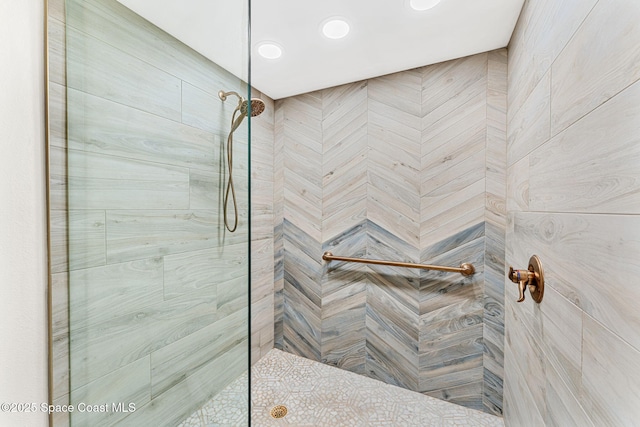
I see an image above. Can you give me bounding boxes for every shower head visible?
[219,89,266,134]
[218,90,265,117]
[241,98,266,117]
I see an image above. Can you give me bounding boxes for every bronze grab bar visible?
[322,251,475,276]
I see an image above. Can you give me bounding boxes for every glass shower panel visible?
[64,0,250,425]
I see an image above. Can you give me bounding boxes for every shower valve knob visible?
[508,267,534,302]
[508,255,545,304]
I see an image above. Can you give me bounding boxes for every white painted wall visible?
[0,1,49,426]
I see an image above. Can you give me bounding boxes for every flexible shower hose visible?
[223,107,241,232]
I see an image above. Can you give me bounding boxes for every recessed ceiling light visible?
[321,18,350,39]
[257,42,283,59]
[409,0,441,11]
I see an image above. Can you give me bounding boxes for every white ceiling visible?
[117,0,525,100]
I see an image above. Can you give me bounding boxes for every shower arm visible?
[218,90,244,103]
[322,252,475,276]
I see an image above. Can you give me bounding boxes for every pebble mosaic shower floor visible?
[179,349,504,426]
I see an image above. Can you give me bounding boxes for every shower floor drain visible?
[270,405,288,419]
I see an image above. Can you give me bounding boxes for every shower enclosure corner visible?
[62,0,252,425]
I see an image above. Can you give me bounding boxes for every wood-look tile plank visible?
[544,361,595,427]
[283,183,322,243]
[282,96,322,154]
[368,277,419,352]
[251,178,275,241]
[121,342,247,426]
[483,359,504,416]
[150,309,247,397]
[506,155,529,212]
[368,95,422,246]
[50,210,106,273]
[51,273,69,338]
[428,379,484,412]
[369,106,420,178]
[366,294,419,390]
[48,82,66,149]
[283,281,321,361]
[421,54,487,129]
[368,103,421,156]
[420,363,484,396]
[182,81,225,134]
[539,286,582,396]
[582,314,640,427]
[189,168,221,211]
[65,0,242,98]
[68,89,219,171]
[52,394,70,427]
[70,290,218,389]
[284,142,323,190]
[509,211,640,359]
[48,16,66,87]
[486,50,507,240]
[163,243,247,300]
[551,0,640,134]
[504,300,547,418]
[69,258,164,329]
[70,356,151,427]
[66,27,181,121]
[420,185,485,248]
[368,176,420,248]
[504,214,544,339]
[507,70,550,167]
[252,296,274,358]
[251,93,275,362]
[420,249,484,317]
[321,280,366,374]
[420,302,483,344]
[49,146,67,211]
[366,220,421,276]
[322,82,368,153]
[49,210,69,275]
[421,92,486,156]
[52,332,69,401]
[507,0,598,120]
[503,355,546,426]
[323,123,367,185]
[48,0,65,22]
[531,79,640,214]
[217,275,249,319]
[323,182,367,243]
[251,92,275,179]
[369,70,421,117]
[422,143,485,198]
[105,210,225,264]
[251,238,274,303]
[67,148,190,210]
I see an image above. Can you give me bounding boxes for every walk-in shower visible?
[53,0,505,424]
[43,0,640,425]
[219,90,265,232]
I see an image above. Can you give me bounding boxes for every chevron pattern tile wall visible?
[274,50,507,415]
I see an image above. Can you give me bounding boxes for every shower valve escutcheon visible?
[508,255,544,303]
